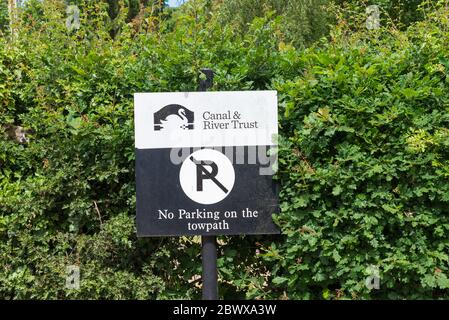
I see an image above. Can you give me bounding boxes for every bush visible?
[0,0,8,32]
[0,0,285,299]
[335,0,428,29]
[268,5,449,299]
[213,0,331,48]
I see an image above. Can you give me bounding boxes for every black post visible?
[198,68,218,300]
[201,235,218,300]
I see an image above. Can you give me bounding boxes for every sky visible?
[167,0,185,8]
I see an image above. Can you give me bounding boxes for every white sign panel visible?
[134,91,278,149]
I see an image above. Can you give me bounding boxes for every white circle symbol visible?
[179,149,235,205]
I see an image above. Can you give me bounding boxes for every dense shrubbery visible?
[0,1,7,31]
[0,0,285,299]
[272,7,449,299]
[213,0,330,48]
[0,0,448,299]
[336,0,427,28]
[211,0,429,48]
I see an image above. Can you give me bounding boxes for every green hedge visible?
[271,8,449,299]
[0,0,284,299]
[0,0,448,299]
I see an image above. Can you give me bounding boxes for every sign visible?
[134,91,279,236]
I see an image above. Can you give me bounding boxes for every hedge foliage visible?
[273,6,449,299]
[1,0,449,299]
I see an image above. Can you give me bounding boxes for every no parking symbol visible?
[179,149,235,205]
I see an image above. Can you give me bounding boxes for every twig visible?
[93,200,103,226]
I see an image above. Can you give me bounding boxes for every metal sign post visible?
[198,68,218,300]
[201,235,218,300]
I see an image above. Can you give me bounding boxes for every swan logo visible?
[154,104,194,131]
